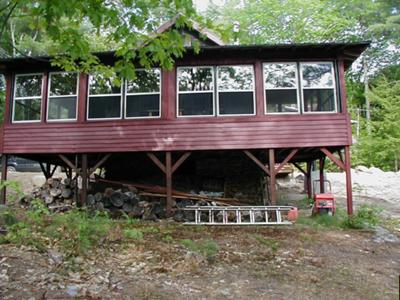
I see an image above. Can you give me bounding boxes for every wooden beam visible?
[306,161,312,199]
[269,149,277,205]
[274,149,298,175]
[171,152,191,174]
[59,154,77,172]
[0,155,7,204]
[89,154,111,175]
[293,162,306,175]
[345,146,353,215]
[243,150,270,175]
[165,151,172,216]
[80,154,88,207]
[147,153,166,174]
[338,150,344,164]
[39,162,49,179]
[50,165,58,177]
[320,148,345,171]
[319,157,325,193]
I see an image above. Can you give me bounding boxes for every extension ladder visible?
[182,206,297,225]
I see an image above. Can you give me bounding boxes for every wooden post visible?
[0,155,7,204]
[345,146,353,215]
[165,151,172,216]
[269,149,277,205]
[80,154,88,207]
[306,161,312,199]
[319,157,325,193]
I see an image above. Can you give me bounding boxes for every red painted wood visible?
[41,72,49,123]
[269,149,276,205]
[254,60,265,116]
[4,74,12,125]
[338,59,347,114]
[2,114,350,154]
[345,145,353,215]
[167,69,176,120]
[78,73,88,123]
[161,69,169,119]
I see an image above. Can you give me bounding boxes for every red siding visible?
[2,114,351,154]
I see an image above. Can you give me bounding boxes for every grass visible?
[180,238,219,262]
[253,234,280,252]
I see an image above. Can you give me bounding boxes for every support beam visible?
[274,149,298,175]
[80,154,88,207]
[319,157,325,193]
[320,148,345,171]
[39,162,49,179]
[50,165,58,178]
[171,152,191,174]
[345,146,353,215]
[306,161,312,199]
[293,162,306,175]
[243,150,270,175]
[165,152,172,216]
[147,153,166,174]
[0,155,7,204]
[59,154,78,173]
[269,149,277,205]
[89,154,111,176]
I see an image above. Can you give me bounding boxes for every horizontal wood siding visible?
[2,114,351,154]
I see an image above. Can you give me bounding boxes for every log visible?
[61,188,72,199]
[110,192,124,208]
[94,192,103,202]
[122,202,134,213]
[50,188,62,197]
[86,194,96,206]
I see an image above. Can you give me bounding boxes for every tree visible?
[0,0,205,79]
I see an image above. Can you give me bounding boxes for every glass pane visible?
[302,63,334,88]
[264,63,297,88]
[88,96,121,119]
[126,69,160,93]
[178,93,213,116]
[178,67,213,91]
[14,98,41,121]
[218,91,254,115]
[126,94,160,117]
[266,90,298,113]
[48,96,77,120]
[89,74,121,95]
[217,66,254,91]
[303,89,335,112]
[15,74,42,98]
[49,73,78,96]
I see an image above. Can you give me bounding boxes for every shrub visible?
[344,204,382,229]
[180,238,219,262]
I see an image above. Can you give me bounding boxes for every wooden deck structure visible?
[0,23,369,215]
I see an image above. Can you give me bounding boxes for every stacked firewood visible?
[21,178,75,212]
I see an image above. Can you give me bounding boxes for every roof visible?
[0,41,370,72]
[156,18,225,46]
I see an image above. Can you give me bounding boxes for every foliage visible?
[253,235,279,252]
[296,205,382,229]
[123,228,144,240]
[180,238,219,262]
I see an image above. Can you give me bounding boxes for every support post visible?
[165,152,172,216]
[345,146,353,215]
[80,154,88,207]
[269,149,277,205]
[319,157,325,193]
[306,161,312,199]
[0,155,7,204]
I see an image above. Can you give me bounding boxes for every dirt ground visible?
[0,172,399,299]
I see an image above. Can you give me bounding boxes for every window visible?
[301,62,336,113]
[177,66,214,116]
[125,69,161,118]
[217,65,255,115]
[47,72,78,121]
[13,74,43,122]
[264,63,299,113]
[87,74,122,120]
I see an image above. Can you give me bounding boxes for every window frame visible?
[86,74,123,121]
[124,68,162,119]
[300,61,338,114]
[46,71,79,122]
[263,62,300,115]
[12,72,44,124]
[216,64,256,117]
[176,65,215,118]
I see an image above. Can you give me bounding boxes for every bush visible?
[344,204,382,229]
[180,238,219,262]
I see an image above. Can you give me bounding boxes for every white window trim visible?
[12,73,44,123]
[124,68,162,119]
[300,61,337,114]
[216,65,256,117]
[47,71,79,122]
[263,62,300,115]
[176,66,215,118]
[87,74,123,121]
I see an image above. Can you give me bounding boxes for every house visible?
[0,21,369,215]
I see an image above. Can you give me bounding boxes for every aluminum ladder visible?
[182,206,296,225]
